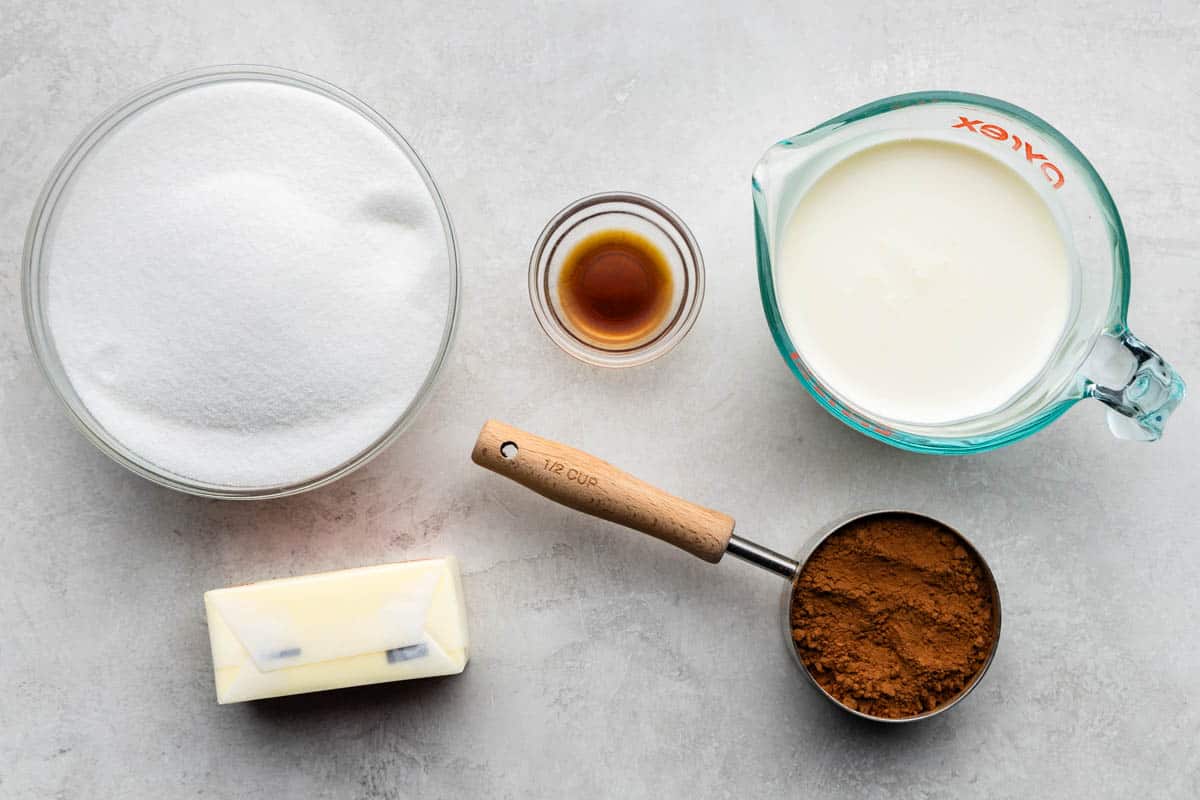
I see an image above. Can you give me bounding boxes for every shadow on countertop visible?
[245,672,467,729]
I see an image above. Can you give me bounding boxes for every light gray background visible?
[2,1,1197,797]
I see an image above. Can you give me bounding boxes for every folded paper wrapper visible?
[205,558,469,703]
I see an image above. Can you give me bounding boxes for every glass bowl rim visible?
[21,64,461,499]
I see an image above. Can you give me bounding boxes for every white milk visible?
[775,138,1072,425]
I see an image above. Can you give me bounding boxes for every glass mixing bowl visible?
[754,91,1184,454]
[22,65,459,499]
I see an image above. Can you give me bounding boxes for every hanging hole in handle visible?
[500,441,519,460]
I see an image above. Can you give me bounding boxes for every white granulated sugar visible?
[43,80,451,488]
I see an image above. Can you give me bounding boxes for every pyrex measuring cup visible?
[754,91,1185,454]
[473,420,1001,721]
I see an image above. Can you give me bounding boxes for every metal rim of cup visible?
[779,509,1003,723]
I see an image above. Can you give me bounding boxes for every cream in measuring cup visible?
[775,138,1072,425]
[755,92,1184,452]
[772,139,1075,424]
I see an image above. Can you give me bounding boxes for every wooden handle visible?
[471,420,735,563]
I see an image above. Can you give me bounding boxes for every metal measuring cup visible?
[473,420,1002,722]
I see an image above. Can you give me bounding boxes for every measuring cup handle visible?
[471,420,735,563]
[1087,330,1185,441]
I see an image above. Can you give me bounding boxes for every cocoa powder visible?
[789,513,996,719]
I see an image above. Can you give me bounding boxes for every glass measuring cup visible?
[754,91,1185,454]
[472,420,1001,722]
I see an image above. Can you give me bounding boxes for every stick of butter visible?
[204,558,469,703]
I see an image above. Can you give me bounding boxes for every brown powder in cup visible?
[789,513,997,719]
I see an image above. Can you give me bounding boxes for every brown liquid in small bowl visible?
[558,229,674,347]
[529,191,704,367]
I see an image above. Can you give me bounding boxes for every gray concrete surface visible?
[2,1,1198,797]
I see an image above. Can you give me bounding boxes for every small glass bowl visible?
[22,65,459,500]
[529,192,704,368]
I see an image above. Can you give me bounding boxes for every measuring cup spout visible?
[1085,329,1185,441]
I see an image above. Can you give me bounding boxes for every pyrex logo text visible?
[951,117,1065,190]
